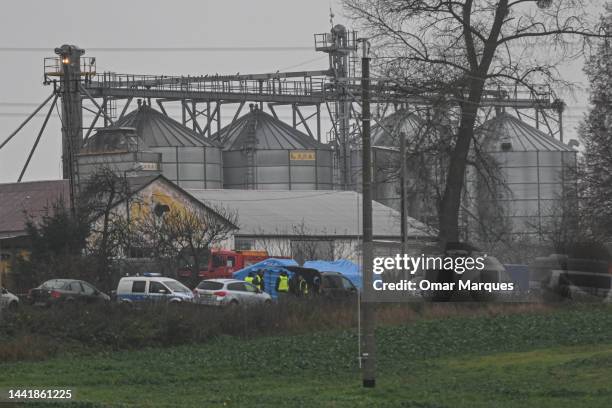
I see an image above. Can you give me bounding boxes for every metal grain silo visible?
[476,113,577,235]
[214,105,333,190]
[350,109,428,212]
[80,104,223,189]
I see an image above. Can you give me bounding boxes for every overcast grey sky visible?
[0,0,596,183]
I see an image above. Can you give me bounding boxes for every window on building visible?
[235,238,254,250]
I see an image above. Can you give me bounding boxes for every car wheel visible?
[264,299,272,305]
[7,301,18,311]
[229,299,239,307]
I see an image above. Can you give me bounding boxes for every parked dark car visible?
[283,267,357,299]
[530,242,612,300]
[319,272,358,298]
[29,279,110,306]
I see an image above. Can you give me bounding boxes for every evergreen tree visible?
[580,4,612,238]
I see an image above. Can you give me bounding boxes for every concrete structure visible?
[213,105,334,190]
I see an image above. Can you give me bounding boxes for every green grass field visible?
[2,305,612,407]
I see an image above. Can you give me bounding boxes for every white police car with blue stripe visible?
[116,273,194,304]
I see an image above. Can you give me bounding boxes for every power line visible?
[277,56,327,71]
[0,46,314,52]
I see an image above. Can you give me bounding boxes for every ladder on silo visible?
[243,111,258,189]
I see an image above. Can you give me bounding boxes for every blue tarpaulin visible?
[303,259,362,289]
[232,258,299,299]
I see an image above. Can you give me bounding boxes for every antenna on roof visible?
[329,3,335,28]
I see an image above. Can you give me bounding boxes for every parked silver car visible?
[194,279,271,307]
[0,287,19,311]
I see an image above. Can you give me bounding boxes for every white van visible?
[115,274,194,304]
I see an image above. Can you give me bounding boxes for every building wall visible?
[77,152,162,182]
[89,178,235,256]
[235,236,428,265]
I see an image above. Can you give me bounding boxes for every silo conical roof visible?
[113,105,217,148]
[213,107,329,151]
[371,109,426,147]
[479,113,573,152]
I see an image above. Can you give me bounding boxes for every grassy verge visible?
[1,304,611,407]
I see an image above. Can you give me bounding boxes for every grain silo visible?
[350,109,430,213]
[78,104,223,189]
[475,113,577,235]
[214,105,333,190]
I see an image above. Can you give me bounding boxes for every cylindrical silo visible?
[213,105,333,190]
[350,109,428,212]
[79,104,223,189]
[476,113,577,235]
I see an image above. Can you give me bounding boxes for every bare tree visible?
[344,0,607,244]
[79,167,130,285]
[253,220,356,263]
[164,205,238,281]
[129,203,237,283]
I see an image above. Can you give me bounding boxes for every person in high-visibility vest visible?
[275,271,289,298]
[257,270,266,292]
[245,272,256,285]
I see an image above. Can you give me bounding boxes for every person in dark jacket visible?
[257,270,265,291]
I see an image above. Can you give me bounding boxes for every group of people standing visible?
[244,270,314,297]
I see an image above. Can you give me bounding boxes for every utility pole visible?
[360,38,376,388]
[400,131,408,258]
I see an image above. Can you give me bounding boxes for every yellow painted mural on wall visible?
[129,184,195,223]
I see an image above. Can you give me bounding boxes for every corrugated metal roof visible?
[479,113,574,152]
[85,105,217,149]
[372,109,425,147]
[212,107,330,151]
[186,189,433,238]
[0,176,159,236]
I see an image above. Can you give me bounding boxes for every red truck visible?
[177,248,271,283]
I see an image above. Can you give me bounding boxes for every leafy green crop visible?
[2,305,612,407]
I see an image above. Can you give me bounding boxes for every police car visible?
[115,273,194,304]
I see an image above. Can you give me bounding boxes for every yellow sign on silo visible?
[290,150,316,161]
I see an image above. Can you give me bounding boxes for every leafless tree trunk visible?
[164,205,238,282]
[344,0,607,245]
[79,166,129,284]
